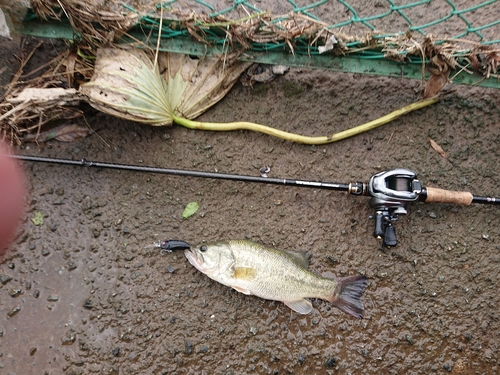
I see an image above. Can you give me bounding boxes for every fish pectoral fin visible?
[232,286,252,295]
[284,299,313,315]
[233,267,257,280]
[283,250,311,269]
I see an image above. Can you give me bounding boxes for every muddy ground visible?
[1,9,500,375]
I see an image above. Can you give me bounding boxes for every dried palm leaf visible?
[81,48,253,125]
[80,47,440,145]
[81,48,174,125]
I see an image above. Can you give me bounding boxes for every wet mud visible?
[1,9,500,375]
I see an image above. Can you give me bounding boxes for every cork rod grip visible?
[424,187,473,206]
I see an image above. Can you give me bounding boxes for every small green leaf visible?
[182,202,199,219]
[31,211,44,226]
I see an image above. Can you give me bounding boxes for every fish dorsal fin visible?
[233,267,257,281]
[284,299,313,314]
[284,250,311,269]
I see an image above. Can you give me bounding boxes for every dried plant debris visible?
[8,88,81,106]
[468,46,500,79]
[423,70,450,99]
[0,41,94,145]
[1,0,497,144]
[23,123,93,143]
[1,86,84,145]
[429,138,451,162]
[31,0,139,44]
[240,64,289,86]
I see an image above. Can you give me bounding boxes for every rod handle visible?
[423,187,473,206]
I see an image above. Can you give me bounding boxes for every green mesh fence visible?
[20,0,500,88]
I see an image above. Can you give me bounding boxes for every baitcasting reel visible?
[368,169,421,247]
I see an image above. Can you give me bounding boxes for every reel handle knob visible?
[373,211,385,239]
[383,225,397,247]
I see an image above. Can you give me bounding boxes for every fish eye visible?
[200,245,207,252]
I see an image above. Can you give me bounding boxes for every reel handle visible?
[421,187,473,206]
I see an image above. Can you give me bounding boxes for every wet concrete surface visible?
[1,6,500,373]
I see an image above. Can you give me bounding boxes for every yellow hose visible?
[173,97,440,145]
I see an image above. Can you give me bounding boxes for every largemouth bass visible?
[184,240,368,318]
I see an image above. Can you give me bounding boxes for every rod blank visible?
[12,155,350,191]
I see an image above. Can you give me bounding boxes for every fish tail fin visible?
[332,275,368,319]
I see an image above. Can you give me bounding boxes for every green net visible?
[19,0,500,88]
[139,0,500,44]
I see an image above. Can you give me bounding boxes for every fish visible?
[184,240,368,318]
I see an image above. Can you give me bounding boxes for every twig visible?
[153,3,163,71]
[2,41,43,100]
[82,115,111,148]
[0,100,30,122]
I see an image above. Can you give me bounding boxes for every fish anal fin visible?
[284,250,311,269]
[284,299,313,315]
[232,285,252,295]
[233,267,257,281]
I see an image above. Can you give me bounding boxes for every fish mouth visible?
[184,248,203,271]
[185,247,220,276]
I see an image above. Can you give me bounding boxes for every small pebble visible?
[7,305,21,317]
[0,274,12,284]
[9,289,22,297]
[443,363,452,372]
[67,261,77,271]
[61,329,76,345]
[53,198,63,205]
[325,357,336,368]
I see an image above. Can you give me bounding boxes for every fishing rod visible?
[12,155,499,247]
